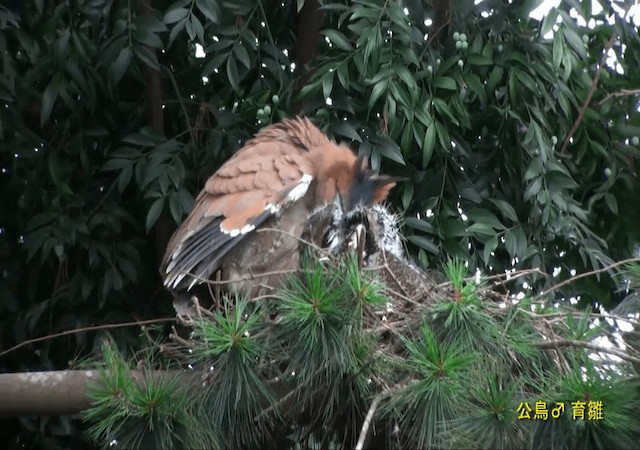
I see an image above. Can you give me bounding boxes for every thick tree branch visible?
[0,370,183,417]
[292,0,325,113]
[427,0,452,48]
[136,0,174,272]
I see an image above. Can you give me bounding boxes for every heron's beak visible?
[347,223,367,267]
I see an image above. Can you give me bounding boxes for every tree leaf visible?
[322,71,334,99]
[27,213,57,230]
[196,0,219,23]
[489,199,519,222]
[467,222,496,237]
[202,53,228,76]
[101,158,131,171]
[524,178,542,201]
[540,7,558,36]
[394,64,416,91]
[524,158,543,181]
[331,121,362,142]
[133,29,163,48]
[227,57,239,90]
[563,26,587,59]
[234,43,251,69]
[504,229,517,259]
[321,29,353,51]
[486,66,503,93]
[401,183,413,210]
[169,191,182,224]
[146,198,164,232]
[466,54,492,66]
[465,73,486,105]
[136,14,168,32]
[117,164,133,193]
[405,217,435,234]
[123,129,163,147]
[377,138,405,165]
[40,80,58,124]
[466,208,505,230]
[433,98,459,126]
[547,170,579,190]
[483,236,498,265]
[177,187,195,213]
[368,79,388,109]
[109,47,131,83]
[169,18,187,47]
[190,14,205,43]
[434,76,456,90]
[423,125,436,167]
[134,45,160,70]
[164,7,189,24]
[407,235,439,254]
[552,31,564,70]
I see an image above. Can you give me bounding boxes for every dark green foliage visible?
[301,0,640,308]
[1,0,639,448]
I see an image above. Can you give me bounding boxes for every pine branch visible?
[355,393,383,450]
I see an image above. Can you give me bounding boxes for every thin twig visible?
[163,65,194,139]
[424,16,451,49]
[169,328,195,348]
[0,318,175,358]
[540,256,640,297]
[434,267,546,290]
[355,393,383,450]
[597,88,640,105]
[560,8,630,154]
[256,227,334,259]
[87,179,118,218]
[534,339,640,365]
[535,309,639,325]
[484,267,546,283]
[202,268,300,286]
[256,0,284,90]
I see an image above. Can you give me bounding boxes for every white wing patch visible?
[223,223,256,237]
[286,174,313,203]
[220,174,313,236]
[265,203,280,214]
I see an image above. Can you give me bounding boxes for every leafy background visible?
[0,0,639,447]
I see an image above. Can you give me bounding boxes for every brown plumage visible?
[161,117,398,298]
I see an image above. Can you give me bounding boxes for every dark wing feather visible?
[165,208,276,291]
[162,173,315,291]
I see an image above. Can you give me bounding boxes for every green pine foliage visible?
[84,258,640,449]
[1,0,639,448]
[83,342,219,449]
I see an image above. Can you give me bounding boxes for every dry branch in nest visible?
[167,201,449,338]
[159,201,639,448]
